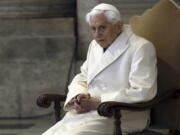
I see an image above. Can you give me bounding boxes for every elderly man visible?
[42,3,157,135]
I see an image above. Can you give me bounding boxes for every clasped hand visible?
[70,94,101,114]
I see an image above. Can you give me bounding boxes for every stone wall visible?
[0,18,75,118]
[0,0,76,18]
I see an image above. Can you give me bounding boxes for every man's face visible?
[89,14,123,48]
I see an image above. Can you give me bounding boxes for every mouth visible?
[96,39,104,42]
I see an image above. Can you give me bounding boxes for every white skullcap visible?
[86,3,121,24]
[92,3,120,14]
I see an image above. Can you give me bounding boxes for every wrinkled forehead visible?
[89,14,110,26]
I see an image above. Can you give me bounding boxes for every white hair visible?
[86,3,122,25]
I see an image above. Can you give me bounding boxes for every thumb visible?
[87,93,91,99]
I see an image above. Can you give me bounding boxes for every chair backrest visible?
[130,0,180,129]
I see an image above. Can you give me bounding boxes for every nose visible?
[93,28,101,38]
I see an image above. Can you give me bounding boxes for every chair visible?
[37,0,180,135]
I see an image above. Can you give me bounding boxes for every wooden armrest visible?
[37,94,66,108]
[98,88,180,117]
[37,93,66,122]
[97,88,180,135]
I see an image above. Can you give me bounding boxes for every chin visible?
[98,43,106,48]
[100,44,110,48]
[97,42,107,48]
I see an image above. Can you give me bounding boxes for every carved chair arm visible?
[97,88,180,135]
[37,94,66,107]
[37,94,66,122]
[97,88,180,117]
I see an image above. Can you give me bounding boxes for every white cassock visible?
[42,26,157,135]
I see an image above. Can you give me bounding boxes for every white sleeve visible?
[63,60,88,111]
[101,43,157,103]
[63,41,94,111]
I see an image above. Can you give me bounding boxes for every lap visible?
[42,110,149,135]
[42,110,114,135]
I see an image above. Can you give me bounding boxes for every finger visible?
[76,94,87,102]
[77,94,91,102]
[87,93,91,99]
[76,107,89,114]
[72,98,78,103]
[74,102,83,110]
[68,98,76,106]
[79,99,90,109]
[73,101,89,113]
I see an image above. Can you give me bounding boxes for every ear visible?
[115,21,124,33]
